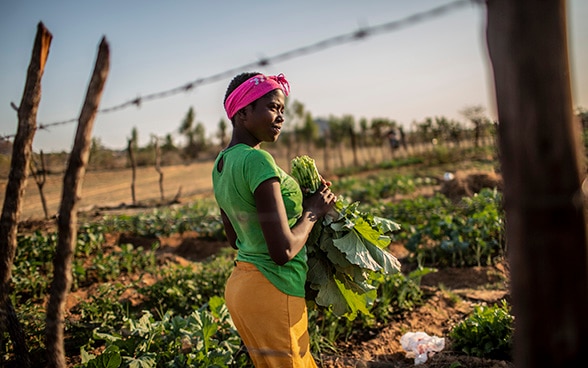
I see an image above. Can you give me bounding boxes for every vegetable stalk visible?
[291,155,402,319]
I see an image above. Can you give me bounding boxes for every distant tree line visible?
[4,102,585,175]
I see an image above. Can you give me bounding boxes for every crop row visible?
[6,174,508,366]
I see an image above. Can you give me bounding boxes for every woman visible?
[212,72,336,367]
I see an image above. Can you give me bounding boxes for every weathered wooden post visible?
[0,22,52,368]
[30,150,50,219]
[45,37,110,368]
[127,138,137,205]
[486,0,588,366]
[152,135,165,201]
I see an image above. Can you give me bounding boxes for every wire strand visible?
[2,0,477,141]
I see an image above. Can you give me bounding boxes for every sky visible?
[1,0,587,153]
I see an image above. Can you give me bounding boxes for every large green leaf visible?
[373,215,401,233]
[124,354,156,368]
[323,237,353,267]
[353,217,391,248]
[334,275,376,319]
[314,274,348,315]
[306,256,332,286]
[332,230,384,272]
[362,238,401,274]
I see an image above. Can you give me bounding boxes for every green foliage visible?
[80,299,246,368]
[291,156,403,319]
[333,156,424,176]
[308,267,432,357]
[332,174,436,205]
[368,267,434,322]
[9,176,508,366]
[449,300,514,360]
[291,155,322,193]
[138,255,234,315]
[72,282,132,327]
[380,188,505,267]
[100,200,223,239]
[303,196,402,319]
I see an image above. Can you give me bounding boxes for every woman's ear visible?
[236,107,248,122]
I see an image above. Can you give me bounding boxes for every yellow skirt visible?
[224,261,318,368]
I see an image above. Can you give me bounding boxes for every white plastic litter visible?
[443,172,455,181]
[400,331,445,365]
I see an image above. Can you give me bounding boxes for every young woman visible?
[212,72,336,367]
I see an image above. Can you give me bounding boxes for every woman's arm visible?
[220,208,238,249]
[254,177,335,266]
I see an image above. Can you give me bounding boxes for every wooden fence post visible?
[0,22,52,368]
[486,0,588,366]
[152,135,165,201]
[45,37,110,368]
[127,138,137,205]
[31,150,50,219]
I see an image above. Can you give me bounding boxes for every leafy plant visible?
[449,299,514,360]
[308,267,431,357]
[291,155,402,319]
[80,297,246,368]
[138,254,234,316]
[381,189,504,267]
[100,200,223,239]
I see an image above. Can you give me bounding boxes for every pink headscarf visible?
[224,73,290,119]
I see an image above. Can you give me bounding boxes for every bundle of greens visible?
[291,155,402,320]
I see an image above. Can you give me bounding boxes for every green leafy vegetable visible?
[291,155,402,320]
[291,154,322,193]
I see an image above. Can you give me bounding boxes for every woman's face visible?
[243,89,286,144]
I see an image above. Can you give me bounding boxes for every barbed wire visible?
[2,0,479,141]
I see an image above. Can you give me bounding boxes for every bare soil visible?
[5,159,512,367]
[0,161,216,221]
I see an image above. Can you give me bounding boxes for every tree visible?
[130,126,139,151]
[414,117,433,146]
[301,112,318,152]
[460,105,488,147]
[341,115,359,166]
[179,106,195,157]
[328,116,346,168]
[371,117,395,157]
[287,100,306,157]
[192,122,207,158]
[162,133,176,152]
[359,117,373,161]
[217,118,229,148]
[576,106,588,130]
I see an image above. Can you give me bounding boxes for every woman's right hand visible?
[303,183,336,219]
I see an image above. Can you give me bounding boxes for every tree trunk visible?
[486,1,588,367]
[45,37,109,368]
[0,22,52,368]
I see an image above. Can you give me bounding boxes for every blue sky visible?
[1,0,587,152]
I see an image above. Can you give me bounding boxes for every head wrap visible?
[224,73,290,119]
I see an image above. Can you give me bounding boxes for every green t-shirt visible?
[211,144,307,297]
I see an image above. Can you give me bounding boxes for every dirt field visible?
[1,144,393,221]
[0,161,216,221]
